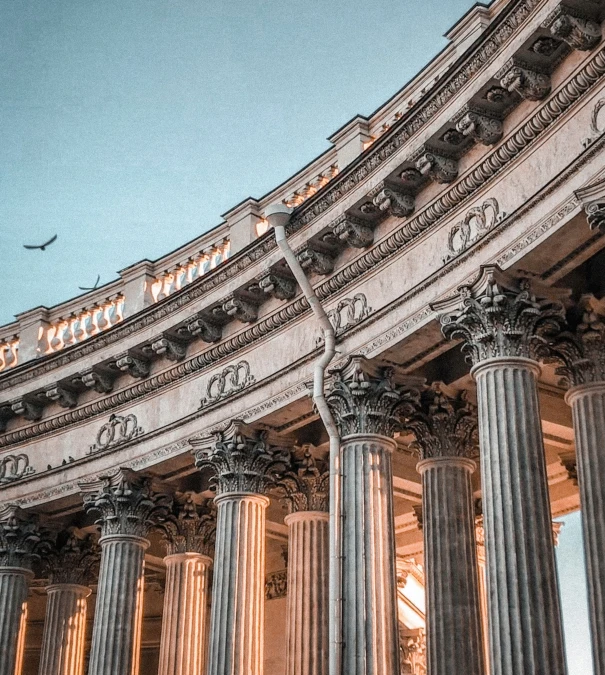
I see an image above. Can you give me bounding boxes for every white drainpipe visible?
[265,203,343,675]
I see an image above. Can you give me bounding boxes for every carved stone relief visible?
[326,293,372,338]
[265,569,288,600]
[443,198,506,262]
[0,454,35,483]
[87,413,144,454]
[201,361,255,408]
[583,97,605,147]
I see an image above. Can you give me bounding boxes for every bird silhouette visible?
[78,274,101,291]
[23,234,57,251]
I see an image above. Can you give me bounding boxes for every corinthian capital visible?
[79,468,173,538]
[157,492,216,557]
[433,266,567,365]
[44,529,100,586]
[277,448,330,513]
[402,383,478,460]
[192,421,291,496]
[545,295,605,388]
[0,504,50,570]
[326,356,422,438]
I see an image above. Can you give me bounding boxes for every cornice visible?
[0,0,545,392]
[0,41,604,450]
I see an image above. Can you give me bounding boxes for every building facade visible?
[1,0,604,673]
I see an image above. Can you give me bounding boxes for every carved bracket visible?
[546,5,602,52]
[415,150,458,184]
[115,353,150,379]
[222,287,264,323]
[455,108,503,145]
[296,241,338,275]
[258,269,297,300]
[186,312,224,343]
[151,336,188,362]
[45,384,78,409]
[331,214,376,248]
[498,60,551,101]
[78,365,117,394]
[367,180,416,218]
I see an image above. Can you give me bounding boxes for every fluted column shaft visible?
[567,382,605,675]
[87,534,148,675]
[341,434,400,675]
[0,567,31,675]
[38,583,91,675]
[474,358,566,675]
[158,552,213,675]
[207,492,268,675]
[418,457,484,675]
[285,511,329,675]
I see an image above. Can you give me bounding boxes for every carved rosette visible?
[403,384,478,460]
[545,295,605,388]
[44,530,100,586]
[326,356,421,438]
[79,468,172,538]
[277,450,329,513]
[194,421,290,496]
[0,504,49,570]
[433,266,566,365]
[157,493,217,557]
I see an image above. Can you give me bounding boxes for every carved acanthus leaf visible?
[193,421,291,496]
[258,270,297,300]
[0,505,51,569]
[586,201,605,232]
[157,492,216,557]
[44,530,100,586]
[277,449,329,513]
[79,468,172,538]
[326,356,422,438]
[297,243,336,275]
[433,266,567,365]
[331,214,376,248]
[368,182,415,218]
[456,111,503,145]
[416,152,458,184]
[402,383,479,460]
[499,64,551,101]
[550,12,601,51]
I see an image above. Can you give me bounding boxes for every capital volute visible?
[277,447,330,514]
[402,383,479,460]
[0,504,52,570]
[192,420,292,496]
[326,356,423,438]
[44,528,100,586]
[157,492,216,557]
[79,468,173,539]
[433,265,567,366]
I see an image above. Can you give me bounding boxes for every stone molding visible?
[79,468,172,538]
[326,356,423,438]
[192,420,291,496]
[433,265,567,365]
[157,492,216,557]
[276,449,330,514]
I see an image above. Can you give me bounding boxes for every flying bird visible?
[23,234,57,251]
[78,274,101,291]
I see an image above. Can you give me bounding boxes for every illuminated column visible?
[405,385,485,675]
[193,421,290,675]
[327,357,421,675]
[475,519,490,674]
[79,469,171,675]
[279,450,330,675]
[548,295,605,675]
[0,505,46,675]
[38,531,99,675]
[435,266,567,675]
[157,494,216,675]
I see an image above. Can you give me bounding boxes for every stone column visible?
[278,450,330,675]
[404,384,485,675]
[326,356,421,675]
[548,294,605,675]
[0,505,46,675]
[193,421,291,675]
[38,531,100,675]
[79,468,172,675]
[434,266,567,675]
[156,493,216,675]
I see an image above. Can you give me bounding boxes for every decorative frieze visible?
[79,468,172,538]
[157,492,216,557]
[443,198,505,262]
[193,420,290,496]
[87,413,144,455]
[434,265,566,364]
[201,360,255,408]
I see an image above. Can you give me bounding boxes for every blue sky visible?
[0,1,592,671]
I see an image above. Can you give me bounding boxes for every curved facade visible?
[1,0,605,673]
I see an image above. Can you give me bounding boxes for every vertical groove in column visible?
[38,584,91,675]
[206,493,268,675]
[158,552,212,675]
[419,457,484,675]
[87,535,148,675]
[0,568,31,675]
[475,359,567,675]
[341,435,400,675]
[568,384,605,675]
[285,511,329,675]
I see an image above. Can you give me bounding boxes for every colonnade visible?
[0,267,603,675]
